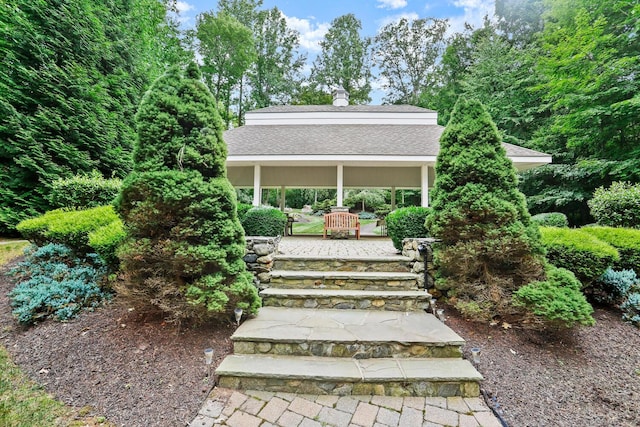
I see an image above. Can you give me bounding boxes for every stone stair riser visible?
[269,276,418,291]
[262,296,429,311]
[274,259,412,273]
[217,376,480,398]
[233,341,462,359]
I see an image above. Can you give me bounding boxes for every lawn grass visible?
[291,215,378,235]
[0,240,29,265]
[0,239,111,427]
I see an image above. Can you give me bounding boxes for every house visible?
[224,89,551,208]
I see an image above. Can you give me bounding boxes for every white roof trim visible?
[245,111,438,126]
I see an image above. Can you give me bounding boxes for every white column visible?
[337,164,344,206]
[391,187,396,211]
[421,165,429,207]
[279,185,286,211]
[252,164,261,206]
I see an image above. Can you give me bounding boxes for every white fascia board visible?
[510,156,553,165]
[245,112,438,125]
[227,155,438,167]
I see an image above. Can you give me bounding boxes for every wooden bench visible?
[323,212,360,239]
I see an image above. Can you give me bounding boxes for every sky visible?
[172,0,497,103]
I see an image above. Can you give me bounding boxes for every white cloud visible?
[283,14,330,52]
[175,1,194,14]
[377,12,419,29]
[447,0,495,35]
[377,0,408,10]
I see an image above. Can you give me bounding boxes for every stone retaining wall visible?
[401,238,439,291]
[244,236,280,286]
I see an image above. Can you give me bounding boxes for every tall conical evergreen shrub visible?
[426,98,545,319]
[116,63,260,323]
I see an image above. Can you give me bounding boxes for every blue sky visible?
[173,0,496,103]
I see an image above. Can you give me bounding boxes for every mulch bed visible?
[1,257,639,426]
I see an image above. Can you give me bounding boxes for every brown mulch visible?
[1,256,639,427]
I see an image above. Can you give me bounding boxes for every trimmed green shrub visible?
[386,207,431,252]
[426,98,545,320]
[588,182,640,228]
[15,209,69,246]
[116,64,259,323]
[531,212,569,228]
[237,203,253,222]
[590,268,637,305]
[358,211,377,220]
[513,264,595,328]
[374,204,392,219]
[48,171,122,209]
[8,244,110,325]
[345,189,386,212]
[241,207,287,237]
[581,226,640,275]
[540,227,619,285]
[312,198,336,215]
[88,220,126,269]
[17,206,120,254]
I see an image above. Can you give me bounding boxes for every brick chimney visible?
[332,87,349,107]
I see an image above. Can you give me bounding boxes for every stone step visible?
[273,255,413,273]
[232,307,463,358]
[216,354,482,397]
[260,288,430,311]
[269,270,420,291]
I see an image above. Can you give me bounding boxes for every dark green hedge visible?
[241,207,287,237]
[540,227,619,285]
[386,206,431,252]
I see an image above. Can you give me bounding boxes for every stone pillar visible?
[244,236,280,287]
[402,237,439,291]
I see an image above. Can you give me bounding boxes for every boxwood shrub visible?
[48,171,122,209]
[241,206,287,237]
[588,181,640,228]
[531,212,569,228]
[17,206,120,255]
[581,227,640,275]
[237,203,253,222]
[386,206,431,252]
[513,264,595,328]
[540,227,619,285]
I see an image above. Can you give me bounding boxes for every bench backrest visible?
[324,212,359,228]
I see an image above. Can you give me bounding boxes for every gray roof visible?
[224,124,550,158]
[249,105,436,114]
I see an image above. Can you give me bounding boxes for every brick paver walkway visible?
[278,236,398,257]
[190,388,503,427]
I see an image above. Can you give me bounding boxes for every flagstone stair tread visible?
[261,288,429,299]
[270,270,418,279]
[233,307,464,345]
[216,354,483,382]
[274,254,412,262]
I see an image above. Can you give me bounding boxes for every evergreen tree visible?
[426,98,545,319]
[0,0,175,234]
[116,64,260,323]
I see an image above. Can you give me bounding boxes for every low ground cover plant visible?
[9,244,110,325]
[540,227,619,285]
[386,206,431,251]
